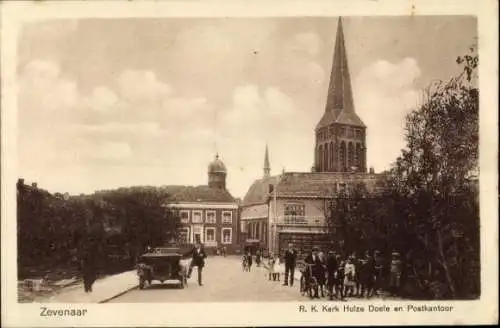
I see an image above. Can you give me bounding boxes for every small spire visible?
[263,144,271,178]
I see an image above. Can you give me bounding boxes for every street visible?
[110,256,307,302]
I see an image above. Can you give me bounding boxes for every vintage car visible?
[136,247,189,289]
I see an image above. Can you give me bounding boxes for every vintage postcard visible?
[1,0,498,326]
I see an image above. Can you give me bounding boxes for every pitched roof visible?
[275,172,387,198]
[163,185,236,203]
[242,172,387,205]
[242,176,279,206]
[317,17,365,129]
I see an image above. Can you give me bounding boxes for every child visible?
[344,257,357,297]
[335,259,345,299]
[242,254,249,272]
[267,254,276,281]
[274,256,281,281]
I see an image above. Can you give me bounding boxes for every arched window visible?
[318,144,324,171]
[333,142,338,172]
[329,141,334,172]
[347,142,354,170]
[356,143,362,170]
[324,143,329,172]
[339,141,346,171]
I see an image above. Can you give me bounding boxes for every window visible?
[192,210,202,223]
[178,227,190,244]
[284,202,305,218]
[205,210,216,224]
[180,210,190,223]
[284,202,306,224]
[355,129,362,139]
[222,228,232,244]
[341,127,347,136]
[222,211,233,224]
[193,225,203,244]
[348,128,354,138]
[205,227,216,243]
[339,183,347,194]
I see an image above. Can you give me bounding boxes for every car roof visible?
[141,252,182,258]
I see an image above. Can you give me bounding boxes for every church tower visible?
[208,153,227,190]
[263,144,271,178]
[315,17,367,173]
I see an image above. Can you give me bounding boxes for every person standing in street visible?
[247,251,253,271]
[389,252,403,296]
[359,250,376,298]
[80,244,97,293]
[255,249,261,267]
[304,247,326,298]
[188,243,207,286]
[325,250,338,300]
[283,243,297,286]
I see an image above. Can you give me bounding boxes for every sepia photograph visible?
[1,0,498,326]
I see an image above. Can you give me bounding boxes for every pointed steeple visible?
[263,144,270,178]
[317,17,365,129]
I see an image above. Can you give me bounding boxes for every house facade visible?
[164,154,240,253]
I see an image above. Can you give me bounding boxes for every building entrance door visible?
[193,225,203,244]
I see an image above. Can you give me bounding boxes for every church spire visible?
[326,17,354,113]
[314,17,367,173]
[263,144,270,178]
[316,17,365,129]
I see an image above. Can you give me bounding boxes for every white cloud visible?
[117,70,172,103]
[85,86,119,111]
[278,52,325,95]
[354,57,421,172]
[18,59,218,182]
[19,59,78,113]
[212,84,316,196]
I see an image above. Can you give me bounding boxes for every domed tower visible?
[208,153,227,190]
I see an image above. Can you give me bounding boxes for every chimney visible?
[32,182,38,188]
[311,166,316,173]
[18,178,25,185]
[369,167,375,174]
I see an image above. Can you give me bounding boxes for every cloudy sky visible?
[17,16,477,198]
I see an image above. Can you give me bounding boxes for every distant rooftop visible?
[242,171,387,206]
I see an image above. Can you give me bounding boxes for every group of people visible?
[245,242,404,300]
[300,247,404,299]
[241,249,263,272]
[215,245,227,257]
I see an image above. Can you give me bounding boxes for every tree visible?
[99,187,182,260]
[389,47,479,299]
[325,182,396,256]
[17,182,181,278]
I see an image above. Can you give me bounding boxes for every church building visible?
[240,18,387,256]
